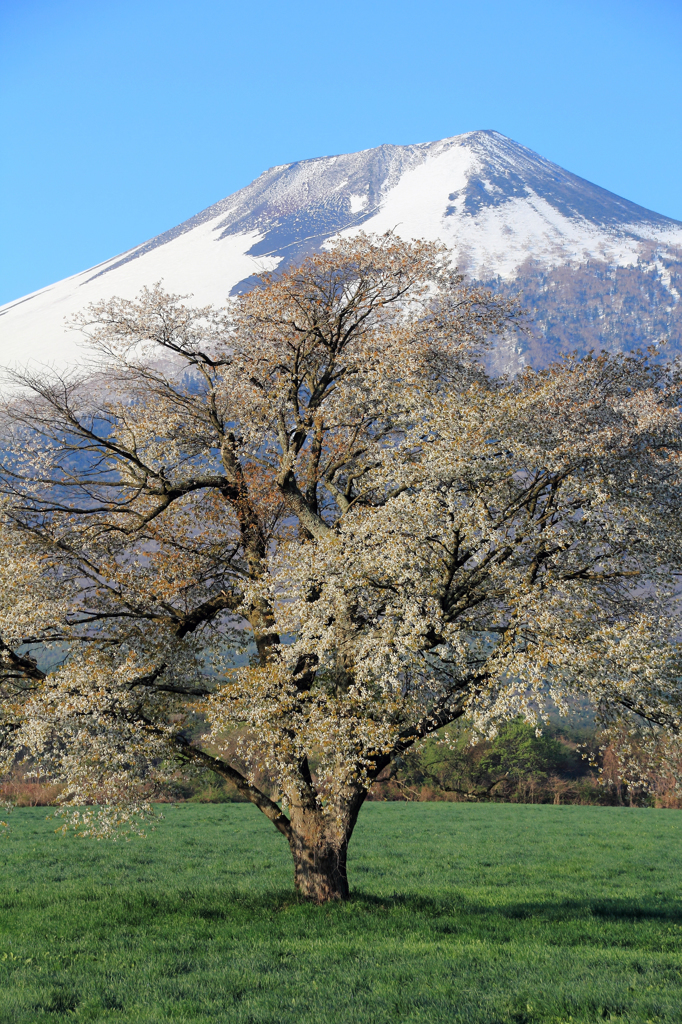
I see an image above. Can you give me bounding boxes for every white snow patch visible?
[0,225,279,371]
[342,141,476,241]
[620,222,682,248]
[342,141,644,278]
[650,259,681,303]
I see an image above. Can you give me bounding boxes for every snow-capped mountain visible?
[2,130,682,369]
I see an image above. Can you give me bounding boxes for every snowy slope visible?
[2,130,682,369]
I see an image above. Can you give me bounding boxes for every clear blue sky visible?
[1,0,681,306]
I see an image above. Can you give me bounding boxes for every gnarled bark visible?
[290,832,350,902]
[286,784,366,902]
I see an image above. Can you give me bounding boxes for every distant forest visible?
[481,252,682,370]
[5,717,679,810]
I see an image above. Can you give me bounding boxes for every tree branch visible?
[173,735,292,839]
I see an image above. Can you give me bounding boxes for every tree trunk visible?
[290,832,349,902]
[286,785,366,902]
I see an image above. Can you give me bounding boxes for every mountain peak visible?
[2,131,682,369]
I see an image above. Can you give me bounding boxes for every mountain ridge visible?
[2,130,681,369]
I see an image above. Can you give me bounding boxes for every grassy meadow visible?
[0,802,681,1023]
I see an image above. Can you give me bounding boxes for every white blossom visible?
[2,233,681,899]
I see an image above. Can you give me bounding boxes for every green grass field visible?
[1,803,681,1023]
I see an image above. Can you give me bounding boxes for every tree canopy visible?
[2,233,682,901]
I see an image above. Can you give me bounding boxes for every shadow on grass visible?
[166,888,682,928]
[114,887,682,927]
[345,891,682,925]
[9,881,681,929]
